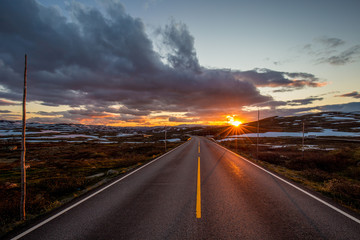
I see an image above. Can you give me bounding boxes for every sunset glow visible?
[227,116,242,127]
[0,1,359,126]
[231,121,242,127]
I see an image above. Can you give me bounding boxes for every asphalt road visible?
[9,136,360,239]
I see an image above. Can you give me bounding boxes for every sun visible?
[226,115,242,127]
[231,120,242,127]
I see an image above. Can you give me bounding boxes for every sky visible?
[0,0,359,126]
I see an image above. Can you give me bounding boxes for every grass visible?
[219,137,360,213]
[0,140,183,236]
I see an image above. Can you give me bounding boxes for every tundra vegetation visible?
[200,112,360,214]
[0,133,185,236]
[218,137,360,214]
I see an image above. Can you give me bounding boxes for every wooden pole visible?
[20,54,27,221]
[164,126,167,152]
[302,121,305,161]
[256,109,259,159]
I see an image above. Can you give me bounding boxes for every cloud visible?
[168,116,199,122]
[257,97,323,110]
[0,99,19,106]
[336,91,360,99]
[235,69,325,91]
[317,36,345,48]
[287,97,323,106]
[303,37,360,65]
[258,100,287,108]
[0,0,326,125]
[317,45,360,65]
[34,111,65,116]
[158,19,201,72]
[0,110,11,113]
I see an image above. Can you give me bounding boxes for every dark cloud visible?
[0,0,326,124]
[257,97,323,110]
[0,112,21,120]
[159,19,201,72]
[68,109,111,117]
[336,91,360,99]
[257,100,287,108]
[34,111,65,116]
[303,37,360,65]
[287,97,323,106]
[169,116,200,122]
[318,45,360,65]
[27,116,81,124]
[235,68,325,91]
[0,110,11,113]
[317,37,345,48]
[0,99,19,106]
[118,107,151,116]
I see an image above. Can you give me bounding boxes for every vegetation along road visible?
[8,136,360,239]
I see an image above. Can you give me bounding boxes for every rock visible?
[107,169,119,176]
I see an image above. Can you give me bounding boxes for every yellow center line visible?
[198,141,200,153]
[196,156,201,218]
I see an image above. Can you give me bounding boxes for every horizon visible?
[2,110,359,128]
[0,0,359,126]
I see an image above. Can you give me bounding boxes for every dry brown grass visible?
[0,141,182,236]
[220,138,360,213]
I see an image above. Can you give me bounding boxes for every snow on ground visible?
[116,133,137,137]
[320,129,360,136]
[219,129,360,139]
[0,130,60,136]
[26,140,83,143]
[217,141,337,151]
[266,144,336,151]
[32,134,103,139]
[159,138,181,142]
[328,116,357,121]
[21,134,108,141]
[217,138,237,142]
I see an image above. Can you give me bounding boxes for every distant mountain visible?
[1,111,359,138]
[211,111,360,139]
[244,111,360,133]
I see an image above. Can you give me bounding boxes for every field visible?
[0,137,184,236]
[1,111,360,236]
[219,136,360,213]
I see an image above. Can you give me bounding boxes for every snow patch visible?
[221,129,360,138]
[159,138,181,142]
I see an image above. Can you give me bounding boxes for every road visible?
[9,136,360,239]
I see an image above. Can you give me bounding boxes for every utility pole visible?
[302,121,305,161]
[20,54,27,221]
[164,126,167,152]
[256,108,259,159]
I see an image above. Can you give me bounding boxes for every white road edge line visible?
[11,140,191,240]
[215,141,360,225]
